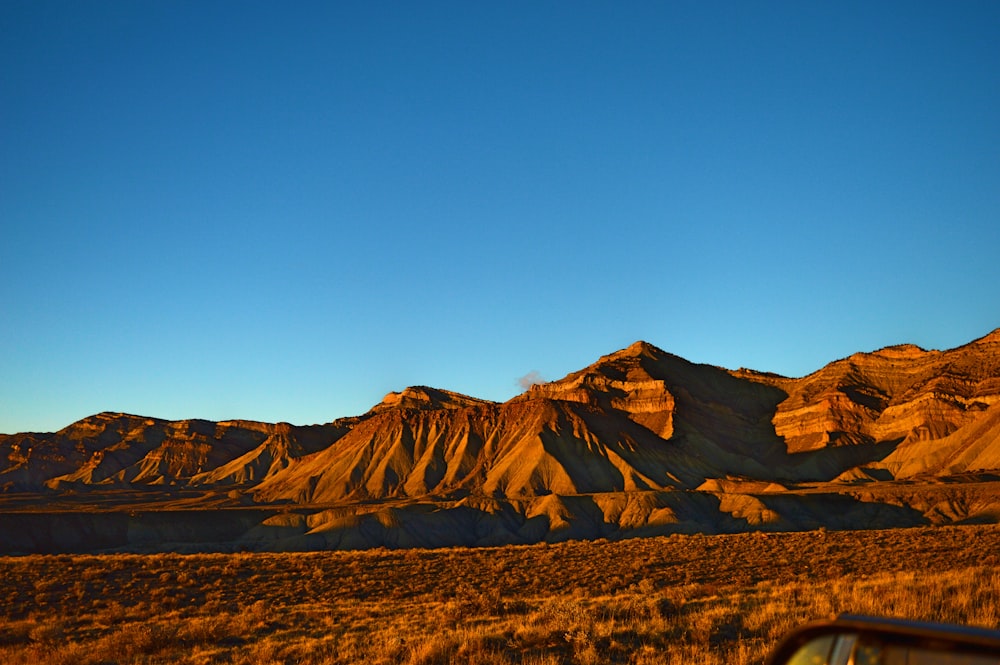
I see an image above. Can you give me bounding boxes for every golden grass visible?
[2,525,999,664]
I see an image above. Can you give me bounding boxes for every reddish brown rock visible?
[4,329,1000,553]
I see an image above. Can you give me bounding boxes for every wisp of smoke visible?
[518,371,545,390]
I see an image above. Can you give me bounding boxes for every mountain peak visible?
[870,343,928,359]
[620,340,663,357]
[369,386,493,414]
[596,340,667,364]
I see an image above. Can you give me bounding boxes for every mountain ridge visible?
[4,329,1000,552]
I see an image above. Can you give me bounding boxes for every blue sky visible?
[2,1,999,433]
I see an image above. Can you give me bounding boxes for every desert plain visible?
[4,331,1000,662]
[3,524,999,665]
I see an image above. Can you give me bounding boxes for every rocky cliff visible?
[3,329,1000,552]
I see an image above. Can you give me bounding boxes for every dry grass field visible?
[2,525,999,665]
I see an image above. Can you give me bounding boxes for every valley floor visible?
[2,525,999,664]
[5,478,1000,554]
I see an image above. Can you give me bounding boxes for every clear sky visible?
[2,1,999,434]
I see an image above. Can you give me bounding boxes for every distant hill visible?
[3,329,1000,553]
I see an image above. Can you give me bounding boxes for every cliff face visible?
[514,342,680,439]
[4,329,1000,500]
[757,330,1000,461]
[0,413,340,492]
[5,329,1000,553]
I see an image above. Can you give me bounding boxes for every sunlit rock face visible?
[756,330,1000,461]
[0,414,340,491]
[4,328,1000,501]
[516,341,678,439]
[368,386,495,414]
[5,329,1000,553]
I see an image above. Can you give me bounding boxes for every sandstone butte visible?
[2,328,1000,553]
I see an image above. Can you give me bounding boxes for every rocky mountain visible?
[0,413,342,492]
[3,329,1000,553]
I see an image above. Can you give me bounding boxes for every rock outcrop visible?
[3,328,1000,553]
[754,329,1000,466]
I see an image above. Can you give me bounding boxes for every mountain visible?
[3,329,1000,553]
[0,413,342,492]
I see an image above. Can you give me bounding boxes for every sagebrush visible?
[2,525,999,664]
